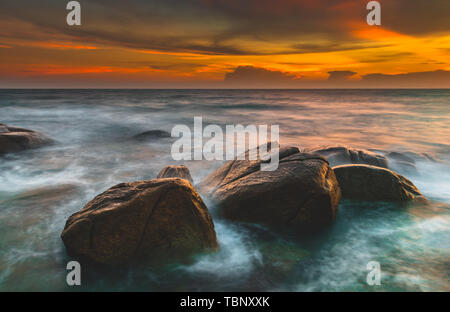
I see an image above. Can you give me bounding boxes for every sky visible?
[0,0,449,88]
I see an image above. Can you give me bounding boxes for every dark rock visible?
[370,149,439,163]
[132,130,171,141]
[61,178,218,266]
[6,184,80,208]
[0,123,53,155]
[367,150,435,175]
[333,164,426,202]
[388,160,418,175]
[385,151,418,175]
[197,144,341,235]
[157,165,193,183]
[386,151,416,164]
[309,146,388,168]
[0,124,9,133]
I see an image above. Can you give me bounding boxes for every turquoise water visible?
[0,89,449,291]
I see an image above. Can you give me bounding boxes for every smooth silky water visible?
[0,89,449,291]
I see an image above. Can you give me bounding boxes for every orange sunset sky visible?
[0,0,449,88]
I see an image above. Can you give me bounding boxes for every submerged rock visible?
[132,130,171,141]
[309,146,388,168]
[371,149,438,163]
[0,123,53,155]
[157,165,193,183]
[1,184,81,228]
[333,164,426,202]
[61,178,218,266]
[386,151,416,164]
[369,149,440,175]
[197,144,342,235]
[385,151,418,175]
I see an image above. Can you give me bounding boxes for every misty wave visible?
[0,89,449,291]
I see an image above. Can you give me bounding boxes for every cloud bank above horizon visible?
[224,66,450,88]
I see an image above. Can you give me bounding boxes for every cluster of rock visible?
[0,123,428,268]
[306,146,426,202]
[61,144,427,267]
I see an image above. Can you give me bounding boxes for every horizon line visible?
[1,87,450,90]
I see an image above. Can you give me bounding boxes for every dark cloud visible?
[358,52,416,64]
[361,70,450,88]
[224,66,300,87]
[1,0,449,56]
[328,71,357,81]
[381,0,450,35]
[289,42,387,54]
[224,66,450,88]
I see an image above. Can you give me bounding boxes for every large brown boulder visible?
[157,165,193,183]
[61,178,218,266]
[309,146,388,168]
[0,123,53,155]
[333,164,426,202]
[197,145,342,235]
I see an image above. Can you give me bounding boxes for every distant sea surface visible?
[0,89,449,291]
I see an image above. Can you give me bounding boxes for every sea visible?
[0,89,449,291]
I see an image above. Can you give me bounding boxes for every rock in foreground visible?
[333,164,425,202]
[0,123,53,155]
[157,165,193,183]
[197,145,342,235]
[61,178,218,266]
[310,146,388,168]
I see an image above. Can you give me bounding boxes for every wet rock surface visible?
[132,130,171,141]
[309,146,388,168]
[333,164,426,202]
[157,165,193,183]
[197,145,342,235]
[0,123,53,155]
[61,178,218,266]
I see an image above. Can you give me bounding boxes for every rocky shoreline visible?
[62,143,427,268]
[0,124,429,268]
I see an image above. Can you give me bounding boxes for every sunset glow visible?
[0,0,449,87]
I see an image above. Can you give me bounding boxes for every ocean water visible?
[0,89,449,291]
